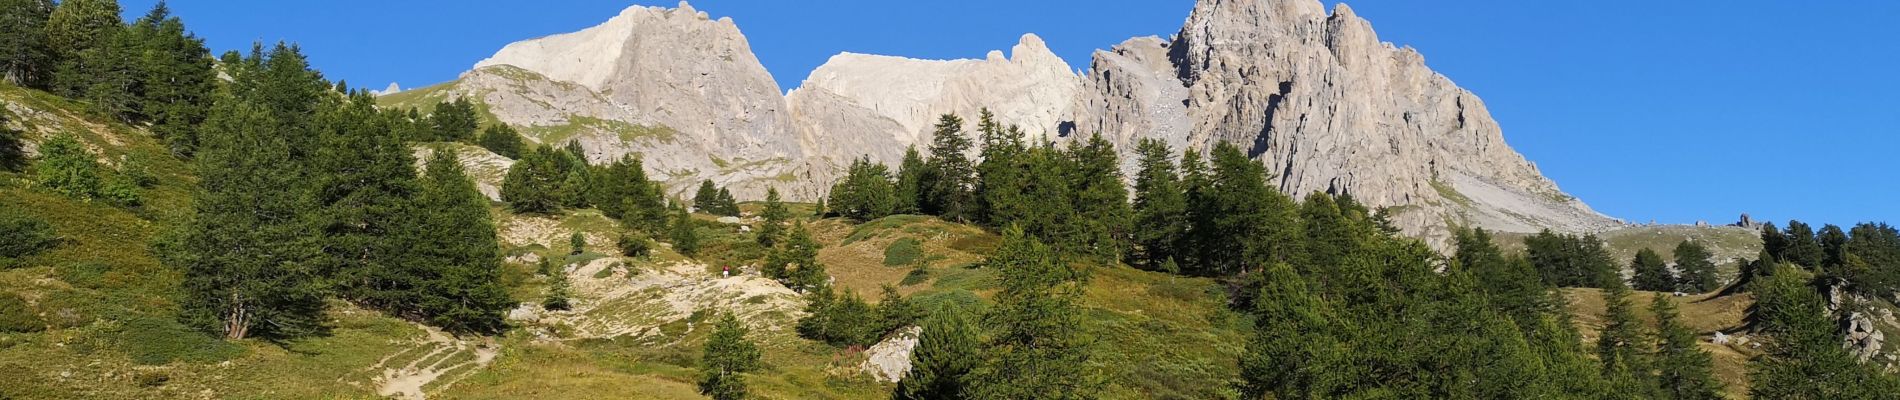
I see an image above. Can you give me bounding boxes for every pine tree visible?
[543,265,571,311]
[45,0,123,97]
[779,222,826,291]
[967,226,1096,400]
[921,114,975,221]
[693,179,720,213]
[1749,263,1900,398]
[1597,283,1659,397]
[412,149,512,334]
[308,93,421,312]
[428,97,479,142]
[757,187,789,248]
[500,145,563,214]
[1199,141,1300,275]
[1649,294,1723,400]
[1525,230,1619,288]
[80,25,142,122]
[714,187,738,217]
[0,0,55,87]
[1011,144,1078,250]
[476,124,524,159]
[1130,138,1187,269]
[1782,221,1824,268]
[1630,248,1675,292]
[896,303,980,400]
[129,1,215,155]
[973,110,1028,227]
[1818,224,1849,269]
[1673,240,1719,293]
[1064,133,1131,262]
[1238,262,1339,399]
[1175,147,1210,270]
[874,285,920,334]
[175,96,326,340]
[699,313,762,400]
[1759,222,1788,263]
[669,207,700,257]
[893,146,926,215]
[827,156,896,221]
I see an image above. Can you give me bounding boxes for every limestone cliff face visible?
[1068,0,1620,243]
[786,34,1080,165]
[411,0,1620,242]
[406,2,823,200]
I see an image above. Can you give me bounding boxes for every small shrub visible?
[55,261,113,289]
[569,232,586,255]
[118,316,239,365]
[882,238,923,267]
[134,371,170,387]
[0,292,43,333]
[899,267,931,286]
[0,209,57,268]
[33,133,102,199]
[617,233,651,258]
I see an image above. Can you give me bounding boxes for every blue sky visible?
[123,0,1896,227]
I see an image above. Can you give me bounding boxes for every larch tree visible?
[1130,138,1187,269]
[921,114,975,222]
[896,303,980,400]
[699,313,762,400]
[411,149,513,334]
[1649,294,1723,400]
[1630,248,1675,292]
[1673,240,1719,293]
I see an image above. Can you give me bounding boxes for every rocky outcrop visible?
[1065,0,1620,243]
[859,326,922,382]
[415,2,821,200]
[410,0,1620,242]
[787,34,1079,165]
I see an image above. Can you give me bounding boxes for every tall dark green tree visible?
[411,149,512,334]
[896,303,980,400]
[1649,294,1723,400]
[699,313,762,400]
[776,222,826,291]
[0,0,55,87]
[1175,148,1209,269]
[1193,141,1299,275]
[129,1,215,155]
[1596,283,1659,398]
[1237,262,1340,399]
[1630,248,1675,292]
[476,124,524,159]
[893,145,926,215]
[1818,224,1849,269]
[1782,221,1824,268]
[1674,240,1720,293]
[827,156,896,221]
[668,206,700,257]
[175,97,325,340]
[921,114,975,222]
[45,0,122,97]
[428,97,479,142]
[1524,230,1619,288]
[78,25,140,122]
[973,110,1028,227]
[967,226,1095,400]
[500,145,563,214]
[588,155,665,231]
[1064,133,1131,262]
[1749,264,1900,398]
[1129,138,1187,269]
[1760,222,1788,263]
[308,93,419,311]
[1010,144,1078,250]
[756,187,788,248]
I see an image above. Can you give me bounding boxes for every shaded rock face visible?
[786,33,1080,166]
[1067,0,1620,244]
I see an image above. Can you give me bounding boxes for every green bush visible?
[618,233,651,258]
[883,238,923,267]
[0,209,57,268]
[0,292,44,333]
[55,261,112,289]
[117,316,239,365]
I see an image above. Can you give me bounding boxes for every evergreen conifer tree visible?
[0,0,55,87]
[1631,248,1675,292]
[476,124,524,159]
[669,207,700,257]
[967,226,1096,400]
[500,145,563,214]
[973,110,1029,227]
[411,149,512,334]
[757,187,789,248]
[1597,283,1659,397]
[175,96,325,340]
[896,303,980,400]
[307,93,420,311]
[45,0,123,97]
[1649,294,1723,400]
[1130,138,1187,269]
[428,97,479,142]
[922,114,975,221]
[32,133,103,199]
[827,157,896,221]
[699,313,762,400]
[1064,133,1130,262]
[893,146,926,215]
[129,2,215,155]
[1782,221,1824,268]
[1673,240,1719,293]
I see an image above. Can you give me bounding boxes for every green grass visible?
[1430,178,1473,208]
[882,238,923,266]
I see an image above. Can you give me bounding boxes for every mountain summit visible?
[394,0,1622,242]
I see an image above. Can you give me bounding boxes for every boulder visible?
[860,326,923,383]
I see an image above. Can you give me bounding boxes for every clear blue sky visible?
[124,0,1897,227]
